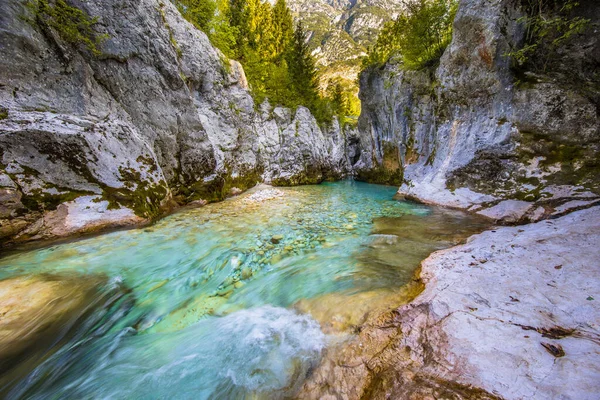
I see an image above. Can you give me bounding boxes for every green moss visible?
[99,166,168,218]
[186,166,264,204]
[26,0,108,56]
[158,3,183,60]
[517,131,600,194]
[0,107,8,120]
[20,187,94,212]
[355,143,404,186]
[445,151,512,195]
[425,143,437,166]
[7,165,95,211]
[270,169,325,187]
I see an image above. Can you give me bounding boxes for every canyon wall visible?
[0,0,355,246]
[355,0,600,223]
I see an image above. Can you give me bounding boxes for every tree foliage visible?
[27,0,107,56]
[175,0,344,124]
[364,0,457,70]
[175,0,216,32]
[506,0,589,72]
[287,22,319,107]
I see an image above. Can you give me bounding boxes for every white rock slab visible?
[399,206,600,399]
[476,199,534,222]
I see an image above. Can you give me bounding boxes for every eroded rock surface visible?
[0,0,352,246]
[354,0,600,223]
[300,206,600,400]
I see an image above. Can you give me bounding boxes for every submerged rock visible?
[0,273,125,390]
[271,234,284,244]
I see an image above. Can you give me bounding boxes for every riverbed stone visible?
[0,274,112,387]
[241,267,253,280]
[271,235,284,244]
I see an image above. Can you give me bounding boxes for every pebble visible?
[241,267,253,280]
[217,285,234,297]
[271,235,284,244]
[243,189,285,203]
[234,281,245,289]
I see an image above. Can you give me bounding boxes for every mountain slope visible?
[286,0,404,92]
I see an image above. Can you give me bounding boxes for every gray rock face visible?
[355,0,600,223]
[0,0,351,246]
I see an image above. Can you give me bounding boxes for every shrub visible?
[506,0,590,72]
[27,0,107,56]
[364,0,458,70]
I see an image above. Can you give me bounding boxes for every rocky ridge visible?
[0,0,357,246]
[354,0,600,223]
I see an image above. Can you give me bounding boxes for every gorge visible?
[0,0,599,398]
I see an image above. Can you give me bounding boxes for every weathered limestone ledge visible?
[300,206,600,399]
[398,182,600,225]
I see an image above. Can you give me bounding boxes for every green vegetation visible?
[176,0,347,124]
[26,0,107,56]
[174,0,217,32]
[363,0,457,70]
[506,0,589,72]
[326,78,361,121]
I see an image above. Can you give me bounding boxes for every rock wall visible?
[0,0,353,246]
[355,0,600,223]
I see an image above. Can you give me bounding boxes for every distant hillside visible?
[284,0,404,113]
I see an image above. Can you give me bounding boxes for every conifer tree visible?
[287,22,319,107]
[209,0,237,57]
[328,79,348,117]
[272,0,294,60]
[227,0,248,58]
[177,0,336,124]
[255,1,276,60]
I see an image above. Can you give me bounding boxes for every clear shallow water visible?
[0,181,490,398]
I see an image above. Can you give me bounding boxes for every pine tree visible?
[245,0,261,49]
[227,0,248,59]
[287,22,319,107]
[328,79,348,117]
[175,0,335,123]
[272,0,294,60]
[255,1,276,60]
[209,0,237,57]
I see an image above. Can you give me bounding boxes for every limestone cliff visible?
[355,0,600,223]
[0,0,354,246]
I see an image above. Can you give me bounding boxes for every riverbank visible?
[0,183,313,254]
[299,206,600,399]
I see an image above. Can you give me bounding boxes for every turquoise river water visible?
[0,181,489,399]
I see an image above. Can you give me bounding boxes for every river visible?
[0,181,489,399]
